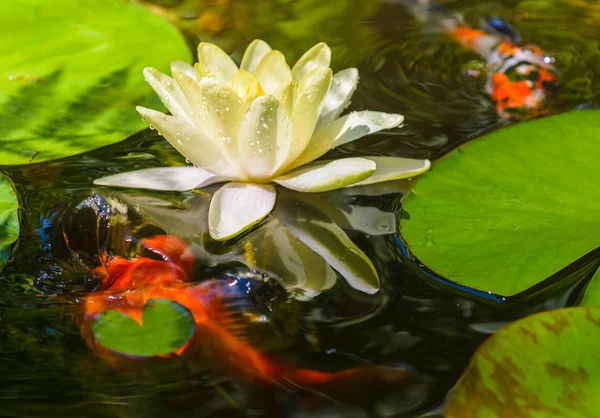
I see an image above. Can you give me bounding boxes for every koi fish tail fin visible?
[282,365,415,402]
[395,0,500,57]
[393,0,461,31]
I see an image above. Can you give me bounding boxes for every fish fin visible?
[394,0,461,31]
[482,16,521,44]
[282,365,415,402]
[141,235,195,276]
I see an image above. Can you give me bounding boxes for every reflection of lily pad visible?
[400,110,600,297]
[0,0,190,165]
[93,299,196,357]
[447,307,600,417]
[0,174,19,271]
[579,267,600,306]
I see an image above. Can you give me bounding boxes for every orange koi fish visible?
[404,0,560,119]
[451,22,559,119]
[80,235,413,399]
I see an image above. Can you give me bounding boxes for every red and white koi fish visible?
[402,0,560,119]
[80,235,412,399]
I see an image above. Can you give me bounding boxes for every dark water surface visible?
[1,0,599,417]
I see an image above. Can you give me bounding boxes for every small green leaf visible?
[0,0,191,165]
[447,307,600,417]
[93,299,196,357]
[400,110,600,297]
[0,173,19,272]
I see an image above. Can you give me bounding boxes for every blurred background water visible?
[1,0,599,416]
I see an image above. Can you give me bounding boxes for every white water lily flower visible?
[94,39,430,241]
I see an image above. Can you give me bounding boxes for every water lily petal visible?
[248,220,307,287]
[297,192,397,236]
[274,157,375,193]
[171,60,199,82]
[331,112,403,147]
[338,178,413,197]
[173,73,247,164]
[244,220,337,300]
[280,67,332,171]
[240,39,272,73]
[208,182,277,241]
[351,156,431,186]
[195,42,238,83]
[289,111,404,169]
[316,68,359,129]
[93,166,225,191]
[275,197,379,294]
[253,50,293,94]
[231,69,264,104]
[338,205,397,235]
[238,95,291,179]
[272,81,297,122]
[136,106,240,178]
[142,67,193,124]
[291,42,332,82]
[277,227,337,299]
[118,193,211,240]
[295,67,333,114]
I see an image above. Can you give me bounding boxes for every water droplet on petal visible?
[348,247,362,256]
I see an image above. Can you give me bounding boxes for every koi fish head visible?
[90,235,194,290]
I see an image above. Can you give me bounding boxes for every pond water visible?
[1,0,599,417]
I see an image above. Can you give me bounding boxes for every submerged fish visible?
[80,235,413,399]
[403,0,560,119]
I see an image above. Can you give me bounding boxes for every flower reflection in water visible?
[116,179,409,299]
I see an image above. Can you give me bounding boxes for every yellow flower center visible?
[231,69,265,104]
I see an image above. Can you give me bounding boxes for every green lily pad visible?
[446,307,600,417]
[579,267,600,306]
[93,299,196,357]
[400,110,600,297]
[0,0,191,165]
[0,174,19,271]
